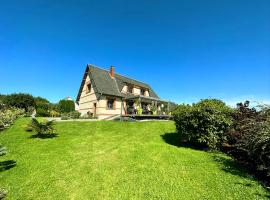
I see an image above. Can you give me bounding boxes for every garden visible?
[0,93,269,199]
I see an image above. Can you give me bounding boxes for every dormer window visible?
[128,85,133,93]
[107,98,115,109]
[86,82,91,94]
[140,88,145,96]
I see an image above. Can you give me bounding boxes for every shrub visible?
[3,93,35,111]
[35,108,50,117]
[172,99,233,149]
[29,118,55,135]
[79,112,98,119]
[58,100,75,113]
[0,107,25,129]
[25,106,35,117]
[50,110,60,117]
[61,111,80,120]
[227,101,270,182]
[35,96,51,109]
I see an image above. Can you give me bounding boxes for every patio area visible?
[122,95,174,119]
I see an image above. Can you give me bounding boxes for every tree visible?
[3,93,35,111]
[58,100,75,113]
[34,97,51,117]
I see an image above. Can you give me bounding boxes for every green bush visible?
[61,111,80,120]
[25,106,35,117]
[58,100,75,113]
[35,97,50,110]
[50,110,60,117]
[172,99,233,149]
[36,108,50,117]
[3,93,35,111]
[29,118,55,135]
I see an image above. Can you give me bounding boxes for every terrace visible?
[122,95,173,119]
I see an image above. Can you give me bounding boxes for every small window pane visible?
[107,99,114,109]
[86,83,91,93]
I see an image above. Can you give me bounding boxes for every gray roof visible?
[76,64,159,101]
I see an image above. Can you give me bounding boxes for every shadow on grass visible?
[29,133,58,139]
[211,154,250,179]
[0,160,16,172]
[161,132,206,150]
[211,153,270,195]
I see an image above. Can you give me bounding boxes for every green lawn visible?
[0,118,269,199]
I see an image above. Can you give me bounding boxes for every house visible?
[76,64,172,119]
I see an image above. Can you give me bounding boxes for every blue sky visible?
[0,0,269,105]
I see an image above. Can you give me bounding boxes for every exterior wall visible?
[121,85,149,97]
[133,87,140,95]
[78,76,124,119]
[96,96,124,119]
[78,75,98,115]
[121,85,128,93]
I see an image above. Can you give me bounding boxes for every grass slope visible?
[0,118,269,199]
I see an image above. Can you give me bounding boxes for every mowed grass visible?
[0,118,269,200]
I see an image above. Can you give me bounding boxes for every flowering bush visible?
[0,107,25,131]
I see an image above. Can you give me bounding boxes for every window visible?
[140,88,145,96]
[107,99,115,109]
[128,85,133,93]
[86,82,91,94]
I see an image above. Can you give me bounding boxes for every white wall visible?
[78,75,98,115]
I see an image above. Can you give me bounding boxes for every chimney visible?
[110,66,115,78]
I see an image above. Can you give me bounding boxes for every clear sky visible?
[0,0,269,105]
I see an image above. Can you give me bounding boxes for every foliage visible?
[150,101,157,113]
[3,93,35,111]
[35,108,50,117]
[137,108,143,115]
[172,99,233,149]
[29,118,55,135]
[58,100,75,113]
[34,97,55,117]
[50,110,60,117]
[226,101,270,183]
[25,106,35,117]
[35,97,50,110]
[0,107,25,130]
[80,113,97,119]
[61,111,81,120]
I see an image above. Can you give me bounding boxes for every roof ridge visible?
[114,73,150,87]
[87,64,149,87]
